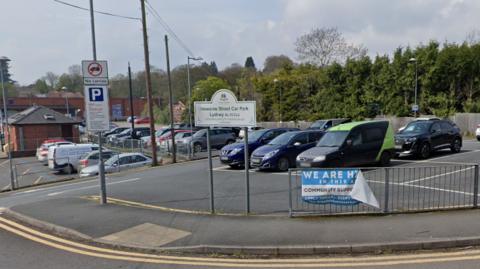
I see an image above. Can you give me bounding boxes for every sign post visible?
[82,60,109,204]
[195,89,256,214]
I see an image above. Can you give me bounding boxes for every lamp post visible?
[0,56,15,190]
[186,56,202,159]
[61,86,70,116]
[409,58,418,117]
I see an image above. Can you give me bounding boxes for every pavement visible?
[0,140,479,257]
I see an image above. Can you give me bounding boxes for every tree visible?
[44,72,58,89]
[263,55,294,74]
[0,57,14,83]
[34,79,49,94]
[191,76,230,102]
[244,56,256,70]
[294,27,367,66]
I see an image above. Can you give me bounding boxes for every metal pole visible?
[474,165,479,208]
[206,127,214,213]
[140,0,158,166]
[244,127,250,214]
[414,61,418,118]
[187,57,192,160]
[65,95,69,116]
[288,169,292,217]
[89,0,107,204]
[165,35,176,163]
[0,63,15,191]
[128,63,135,138]
[383,168,390,213]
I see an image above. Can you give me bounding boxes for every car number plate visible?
[300,162,311,167]
[252,158,261,164]
[394,145,402,150]
[220,156,229,161]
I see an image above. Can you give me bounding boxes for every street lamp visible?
[61,86,70,116]
[187,56,202,159]
[409,58,418,117]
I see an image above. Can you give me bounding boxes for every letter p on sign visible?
[89,87,104,101]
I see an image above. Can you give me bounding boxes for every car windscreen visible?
[310,120,327,129]
[247,129,269,142]
[268,132,297,145]
[104,155,119,166]
[119,129,131,135]
[193,129,206,138]
[317,131,349,147]
[401,121,431,134]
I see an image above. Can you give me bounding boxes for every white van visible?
[48,143,99,174]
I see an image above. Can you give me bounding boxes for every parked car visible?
[134,117,150,124]
[476,125,480,141]
[48,143,99,174]
[219,128,299,168]
[395,119,462,159]
[126,116,137,123]
[77,150,117,171]
[250,130,324,171]
[104,127,128,137]
[296,121,395,168]
[307,118,351,131]
[79,152,151,177]
[36,140,73,163]
[397,117,440,132]
[180,128,237,153]
[159,131,193,152]
[238,127,264,139]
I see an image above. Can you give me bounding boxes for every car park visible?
[307,118,351,131]
[250,130,324,171]
[77,150,117,171]
[219,128,299,168]
[48,143,99,174]
[79,152,151,177]
[395,119,462,158]
[297,121,395,168]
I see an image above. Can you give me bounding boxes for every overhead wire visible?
[53,0,141,21]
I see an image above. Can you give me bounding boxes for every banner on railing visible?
[301,169,379,208]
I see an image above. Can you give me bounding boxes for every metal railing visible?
[288,165,479,217]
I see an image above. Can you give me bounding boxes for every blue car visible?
[250,130,324,171]
[219,128,299,168]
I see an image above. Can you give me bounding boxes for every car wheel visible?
[379,151,391,166]
[63,164,74,174]
[193,143,202,153]
[277,157,289,172]
[451,138,461,153]
[418,143,431,159]
[477,137,480,142]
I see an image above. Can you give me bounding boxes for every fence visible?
[288,165,479,217]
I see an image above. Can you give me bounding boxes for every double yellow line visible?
[1,215,480,267]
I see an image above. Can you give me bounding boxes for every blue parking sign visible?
[89,87,104,101]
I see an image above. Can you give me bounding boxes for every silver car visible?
[79,152,151,177]
[77,150,117,171]
[180,128,236,153]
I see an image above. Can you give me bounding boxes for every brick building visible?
[7,106,81,156]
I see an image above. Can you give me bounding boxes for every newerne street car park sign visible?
[194,89,256,127]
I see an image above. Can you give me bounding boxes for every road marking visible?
[1,184,11,191]
[3,217,480,267]
[33,176,44,185]
[404,167,474,184]
[0,160,9,166]
[395,159,476,165]
[46,178,141,197]
[21,168,31,176]
[213,166,289,175]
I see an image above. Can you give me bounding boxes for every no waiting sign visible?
[82,60,108,85]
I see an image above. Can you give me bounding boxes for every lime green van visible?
[296,121,395,167]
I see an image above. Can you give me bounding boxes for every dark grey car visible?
[188,128,237,152]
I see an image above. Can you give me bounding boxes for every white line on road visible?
[33,176,43,185]
[1,184,11,191]
[367,179,480,197]
[213,166,289,175]
[21,168,31,176]
[404,167,474,184]
[0,160,9,167]
[46,178,141,197]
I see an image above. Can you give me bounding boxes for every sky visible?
[1,0,479,85]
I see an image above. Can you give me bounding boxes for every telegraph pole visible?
[89,0,107,204]
[0,59,15,191]
[128,63,135,137]
[165,35,176,163]
[140,0,158,165]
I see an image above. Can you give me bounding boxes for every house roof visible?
[8,106,82,125]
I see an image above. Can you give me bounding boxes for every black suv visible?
[395,120,462,158]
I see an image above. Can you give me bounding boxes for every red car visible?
[134,117,151,124]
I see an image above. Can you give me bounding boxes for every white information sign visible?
[194,89,256,127]
[84,85,110,132]
[82,60,109,85]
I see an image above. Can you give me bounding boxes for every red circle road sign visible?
[87,62,103,77]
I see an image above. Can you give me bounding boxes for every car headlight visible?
[263,149,279,160]
[229,148,242,155]
[406,137,417,142]
[313,155,326,162]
